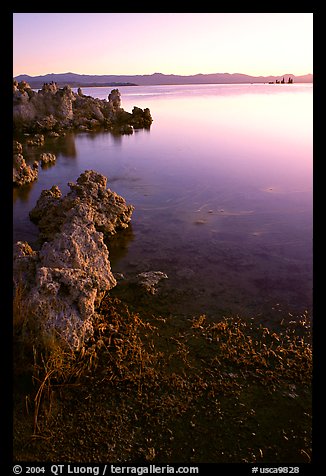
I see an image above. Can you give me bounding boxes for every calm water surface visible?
[13,83,313,321]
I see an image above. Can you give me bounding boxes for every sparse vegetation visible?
[13,288,312,463]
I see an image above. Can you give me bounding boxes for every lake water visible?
[13,83,313,322]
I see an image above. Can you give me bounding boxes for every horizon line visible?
[13,71,313,79]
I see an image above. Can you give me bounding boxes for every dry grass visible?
[13,292,312,463]
[190,313,312,386]
[14,279,82,435]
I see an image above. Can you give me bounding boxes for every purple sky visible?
[13,13,313,77]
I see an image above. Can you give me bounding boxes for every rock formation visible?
[13,170,134,350]
[13,80,153,134]
[134,271,168,294]
[26,134,45,146]
[29,169,134,241]
[13,83,153,187]
[13,140,38,186]
[39,152,56,167]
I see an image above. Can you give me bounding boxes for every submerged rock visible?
[134,271,168,294]
[14,170,134,349]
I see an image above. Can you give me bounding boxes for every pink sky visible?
[13,13,313,77]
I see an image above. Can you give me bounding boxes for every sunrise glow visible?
[13,13,313,77]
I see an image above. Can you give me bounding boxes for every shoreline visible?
[13,84,312,325]
[13,293,312,463]
[12,84,312,464]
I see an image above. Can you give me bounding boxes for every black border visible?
[5,6,321,475]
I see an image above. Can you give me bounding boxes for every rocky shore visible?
[13,140,39,186]
[13,80,153,134]
[13,81,153,187]
[12,81,158,349]
[12,176,312,466]
[13,170,134,349]
[12,82,312,464]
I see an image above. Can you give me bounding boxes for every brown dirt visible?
[13,293,312,464]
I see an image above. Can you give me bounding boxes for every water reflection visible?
[19,133,77,165]
[107,225,135,265]
[53,133,78,157]
[108,131,123,145]
[13,181,36,203]
[13,83,313,320]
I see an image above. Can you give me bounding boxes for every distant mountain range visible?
[14,71,313,88]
